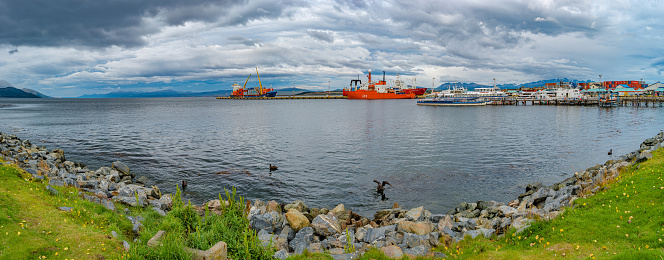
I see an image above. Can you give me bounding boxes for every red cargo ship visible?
[231,68,277,98]
[342,70,425,99]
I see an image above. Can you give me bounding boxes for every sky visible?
[1,0,663,97]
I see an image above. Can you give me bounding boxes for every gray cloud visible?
[8,48,18,54]
[307,30,334,43]
[0,0,293,48]
[226,36,262,46]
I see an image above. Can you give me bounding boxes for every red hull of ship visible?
[345,89,416,99]
[402,88,427,96]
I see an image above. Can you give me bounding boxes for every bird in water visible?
[373,179,392,193]
[608,149,613,156]
[269,164,278,171]
[181,180,188,190]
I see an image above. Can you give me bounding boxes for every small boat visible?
[230,68,277,98]
[417,96,487,106]
[343,70,418,99]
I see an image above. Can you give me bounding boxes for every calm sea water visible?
[1,97,663,216]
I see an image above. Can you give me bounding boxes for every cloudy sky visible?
[1,0,663,97]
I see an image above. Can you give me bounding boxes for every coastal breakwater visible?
[1,131,663,259]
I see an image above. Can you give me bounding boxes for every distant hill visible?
[76,89,232,98]
[21,88,51,98]
[0,80,49,98]
[274,87,312,96]
[0,79,42,98]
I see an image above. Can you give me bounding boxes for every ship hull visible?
[346,89,416,99]
[402,88,428,96]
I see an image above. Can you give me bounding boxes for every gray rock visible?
[123,240,130,251]
[498,205,517,217]
[25,168,39,175]
[100,199,115,211]
[330,252,361,260]
[83,194,101,204]
[321,236,344,250]
[441,226,458,238]
[480,228,496,237]
[132,222,142,236]
[464,229,482,239]
[63,178,78,188]
[45,185,59,196]
[430,214,445,223]
[49,178,65,187]
[112,161,131,177]
[273,249,290,259]
[433,251,447,258]
[364,227,385,244]
[58,206,73,212]
[257,229,276,248]
[111,231,119,238]
[355,225,368,242]
[637,151,653,163]
[152,207,166,216]
[428,232,440,247]
[281,225,296,242]
[306,242,324,253]
[290,227,314,255]
[405,206,424,221]
[403,245,429,257]
[530,187,555,208]
[363,224,396,244]
[403,232,429,248]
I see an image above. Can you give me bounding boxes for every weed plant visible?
[128,186,274,259]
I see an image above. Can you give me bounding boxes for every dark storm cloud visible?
[306,30,334,42]
[0,0,292,48]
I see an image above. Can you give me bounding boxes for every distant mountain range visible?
[76,89,233,98]
[0,78,599,99]
[0,80,51,98]
[434,78,591,91]
[75,87,314,98]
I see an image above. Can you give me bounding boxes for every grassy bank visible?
[0,158,131,259]
[434,149,664,259]
[2,147,664,259]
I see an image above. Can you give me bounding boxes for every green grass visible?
[126,187,275,260]
[0,160,132,259]
[434,149,664,259]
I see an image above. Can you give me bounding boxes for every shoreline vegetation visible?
[1,131,663,259]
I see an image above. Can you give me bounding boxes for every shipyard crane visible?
[256,67,263,94]
[243,74,252,94]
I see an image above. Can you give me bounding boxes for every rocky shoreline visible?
[1,131,663,259]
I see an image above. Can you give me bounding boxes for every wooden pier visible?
[487,97,664,107]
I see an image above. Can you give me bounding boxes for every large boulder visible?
[289,227,314,255]
[285,209,310,232]
[112,161,131,177]
[311,213,342,237]
[437,215,453,231]
[250,211,284,232]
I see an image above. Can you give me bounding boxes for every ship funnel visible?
[383,71,385,82]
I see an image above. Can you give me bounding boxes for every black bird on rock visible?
[181,180,188,190]
[269,164,278,171]
[608,149,613,156]
[374,179,392,193]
